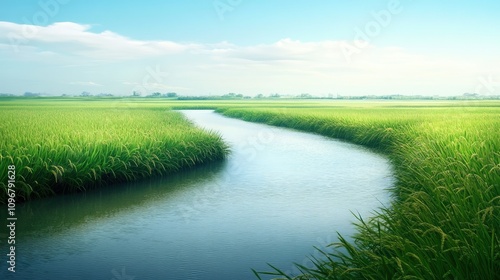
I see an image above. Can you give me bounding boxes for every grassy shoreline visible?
[0,104,229,202]
[217,104,499,279]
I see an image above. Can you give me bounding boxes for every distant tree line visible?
[24,92,42,97]
[145,92,178,98]
[0,91,499,100]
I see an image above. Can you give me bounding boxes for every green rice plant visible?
[218,103,499,280]
[1,98,498,279]
[0,106,229,202]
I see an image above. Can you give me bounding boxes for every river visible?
[0,110,393,280]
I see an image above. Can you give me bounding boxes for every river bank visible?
[218,104,499,279]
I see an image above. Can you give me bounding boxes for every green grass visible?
[0,103,229,202]
[216,103,499,279]
[1,98,498,278]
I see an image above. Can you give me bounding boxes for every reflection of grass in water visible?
[0,104,229,202]
[217,103,499,279]
[15,160,226,238]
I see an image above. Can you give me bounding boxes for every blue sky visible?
[0,0,499,96]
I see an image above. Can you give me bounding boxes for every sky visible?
[0,0,499,97]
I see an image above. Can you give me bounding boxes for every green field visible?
[216,102,499,279]
[0,100,229,201]
[1,98,499,279]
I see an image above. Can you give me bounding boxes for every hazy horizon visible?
[1,0,499,97]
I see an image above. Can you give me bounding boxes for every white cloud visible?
[202,38,347,63]
[0,21,195,60]
[0,21,496,96]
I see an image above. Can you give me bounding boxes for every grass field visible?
[0,100,229,201]
[216,102,499,279]
[0,98,498,278]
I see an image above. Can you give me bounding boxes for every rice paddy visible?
[0,101,229,201]
[1,98,498,279]
[217,102,500,279]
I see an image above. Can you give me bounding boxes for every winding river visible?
[1,110,393,280]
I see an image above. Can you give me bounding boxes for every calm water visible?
[1,110,393,280]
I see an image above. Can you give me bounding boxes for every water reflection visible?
[15,161,226,237]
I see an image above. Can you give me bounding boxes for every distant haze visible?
[0,0,499,96]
